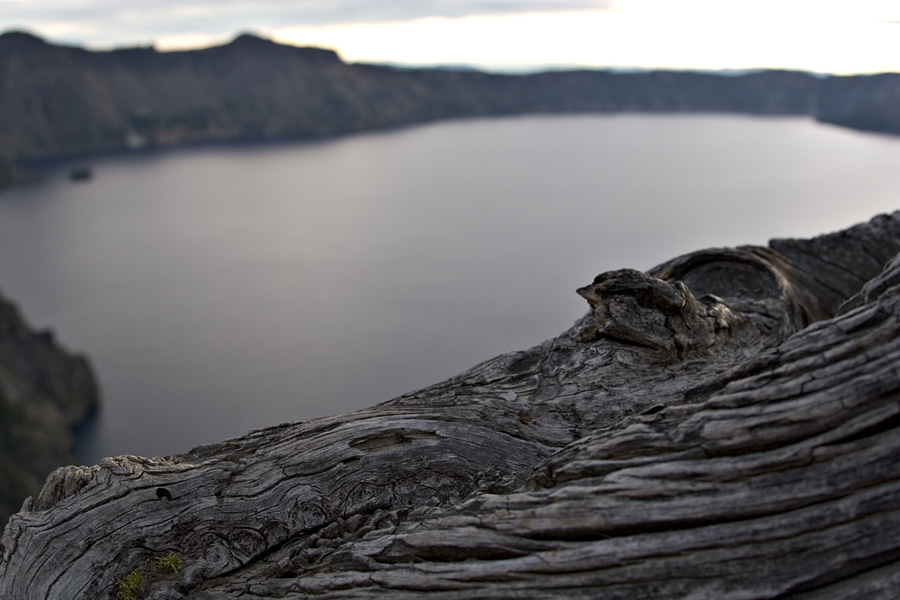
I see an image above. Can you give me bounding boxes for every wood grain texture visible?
[2,212,900,599]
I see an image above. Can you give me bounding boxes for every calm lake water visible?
[1,114,898,463]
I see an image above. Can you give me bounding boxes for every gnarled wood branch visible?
[2,212,900,599]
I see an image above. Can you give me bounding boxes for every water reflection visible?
[0,114,897,462]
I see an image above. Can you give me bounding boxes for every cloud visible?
[265,0,617,24]
[0,0,615,48]
[3,0,616,29]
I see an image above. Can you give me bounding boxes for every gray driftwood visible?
[3,213,900,599]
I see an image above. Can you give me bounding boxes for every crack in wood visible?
[4,212,900,598]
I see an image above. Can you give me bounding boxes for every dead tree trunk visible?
[2,212,900,599]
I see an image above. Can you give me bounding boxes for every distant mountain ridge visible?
[1,30,899,186]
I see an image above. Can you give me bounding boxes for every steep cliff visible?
[1,30,899,185]
[0,291,100,527]
[816,72,900,134]
[2,212,899,599]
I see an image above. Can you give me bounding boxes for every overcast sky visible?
[3,0,900,74]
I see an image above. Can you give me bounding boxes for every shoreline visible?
[6,110,895,194]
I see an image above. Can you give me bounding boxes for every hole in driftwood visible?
[156,487,173,501]
[349,430,442,453]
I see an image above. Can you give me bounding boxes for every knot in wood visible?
[576,269,702,352]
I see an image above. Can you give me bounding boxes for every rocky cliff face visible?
[1,31,899,185]
[0,291,100,526]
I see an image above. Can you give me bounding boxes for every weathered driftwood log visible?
[2,212,900,599]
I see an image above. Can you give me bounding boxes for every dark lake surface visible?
[1,114,898,463]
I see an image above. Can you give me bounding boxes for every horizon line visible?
[2,28,897,78]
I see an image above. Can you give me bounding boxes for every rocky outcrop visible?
[2,212,899,599]
[1,30,899,185]
[0,292,100,527]
[816,73,900,135]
